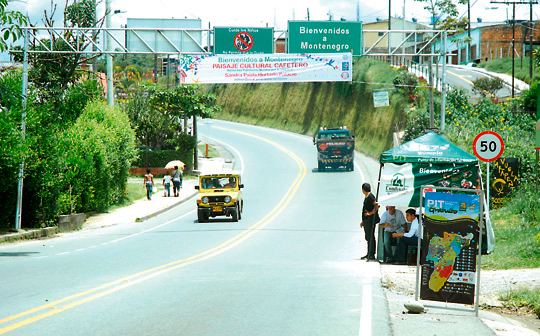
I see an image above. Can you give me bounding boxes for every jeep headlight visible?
[202,197,209,204]
[224,196,232,203]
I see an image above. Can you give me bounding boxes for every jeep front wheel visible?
[197,210,208,223]
[231,205,239,222]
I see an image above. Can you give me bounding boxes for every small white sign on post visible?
[373,90,390,107]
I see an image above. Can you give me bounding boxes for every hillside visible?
[206,58,408,157]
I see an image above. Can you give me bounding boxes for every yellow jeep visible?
[195,173,244,223]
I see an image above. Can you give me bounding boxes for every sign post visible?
[472,131,505,210]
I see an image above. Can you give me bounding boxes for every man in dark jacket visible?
[360,183,378,260]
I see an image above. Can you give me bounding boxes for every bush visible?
[519,80,538,113]
[471,77,505,97]
[58,100,137,213]
[393,70,419,101]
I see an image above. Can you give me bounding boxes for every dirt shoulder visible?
[381,264,540,334]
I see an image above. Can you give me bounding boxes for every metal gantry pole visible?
[15,28,30,231]
[440,32,447,136]
[106,0,114,106]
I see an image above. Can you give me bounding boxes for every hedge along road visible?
[0,120,386,336]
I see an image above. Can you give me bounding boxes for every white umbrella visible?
[165,160,185,169]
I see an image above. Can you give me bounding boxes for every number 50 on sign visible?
[473,131,505,162]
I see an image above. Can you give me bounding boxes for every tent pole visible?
[375,163,384,261]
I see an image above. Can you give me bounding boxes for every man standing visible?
[379,206,406,263]
[392,208,421,265]
[360,183,378,260]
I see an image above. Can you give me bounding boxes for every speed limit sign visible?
[473,131,505,162]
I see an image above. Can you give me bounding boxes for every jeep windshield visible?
[200,176,237,189]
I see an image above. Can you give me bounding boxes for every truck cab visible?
[313,127,355,172]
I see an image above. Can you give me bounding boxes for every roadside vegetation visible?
[499,286,540,318]
[208,57,409,157]
[477,56,540,83]
[0,2,219,232]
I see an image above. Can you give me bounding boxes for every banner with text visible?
[378,163,477,207]
[179,53,352,84]
[420,192,480,305]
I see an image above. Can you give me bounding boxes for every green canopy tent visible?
[375,132,494,256]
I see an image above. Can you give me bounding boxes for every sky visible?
[6,0,539,30]
[2,0,538,61]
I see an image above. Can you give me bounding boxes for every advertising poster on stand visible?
[420,192,480,305]
[491,158,519,209]
[179,53,352,84]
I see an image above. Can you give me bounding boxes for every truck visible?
[313,127,355,172]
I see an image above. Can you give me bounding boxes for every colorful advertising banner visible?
[179,53,352,84]
[420,192,480,305]
[379,163,477,207]
[491,157,519,209]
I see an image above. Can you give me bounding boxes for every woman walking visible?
[144,168,155,200]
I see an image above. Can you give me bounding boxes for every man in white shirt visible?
[379,206,406,263]
[392,208,422,264]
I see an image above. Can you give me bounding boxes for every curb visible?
[0,227,57,243]
[135,191,198,222]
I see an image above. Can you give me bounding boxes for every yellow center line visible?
[0,127,307,334]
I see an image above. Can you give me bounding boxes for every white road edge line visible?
[205,135,245,175]
[359,282,372,336]
[110,210,196,244]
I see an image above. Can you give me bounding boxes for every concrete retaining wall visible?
[58,213,86,233]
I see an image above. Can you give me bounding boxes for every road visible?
[0,120,388,335]
[439,65,515,98]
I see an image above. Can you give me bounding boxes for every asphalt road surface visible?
[0,120,390,335]
[439,65,514,98]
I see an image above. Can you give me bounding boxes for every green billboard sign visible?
[287,21,362,56]
[214,27,274,54]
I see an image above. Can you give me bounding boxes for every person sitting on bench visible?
[392,208,421,265]
[379,205,406,263]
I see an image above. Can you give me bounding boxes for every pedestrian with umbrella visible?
[166,161,185,197]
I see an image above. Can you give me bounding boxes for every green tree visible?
[415,0,468,30]
[11,0,103,108]
[0,0,28,52]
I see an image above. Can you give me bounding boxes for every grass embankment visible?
[477,56,540,83]
[207,57,408,158]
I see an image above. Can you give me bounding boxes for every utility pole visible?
[491,0,538,95]
[388,0,392,60]
[467,0,471,62]
[512,2,515,98]
[15,30,29,231]
[530,0,534,80]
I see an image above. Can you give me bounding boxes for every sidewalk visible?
[0,156,228,243]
